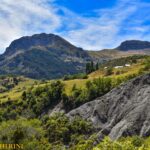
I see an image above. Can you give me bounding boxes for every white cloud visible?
[59,0,150,50]
[0,0,61,53]
[0,0,149,53]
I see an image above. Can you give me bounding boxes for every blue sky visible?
[54,0,116,14]
[0,0,150,53]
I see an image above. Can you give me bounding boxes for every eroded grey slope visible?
[68,74,150,140]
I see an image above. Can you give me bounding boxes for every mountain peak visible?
[116,40,150,51]
[4,33,77,56]
[0,33,90,79]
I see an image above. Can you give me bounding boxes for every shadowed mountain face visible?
[0,33,91,79]
[116,40,150,51]
[67,74,150,141]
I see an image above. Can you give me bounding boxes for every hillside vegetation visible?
[0,55,149,102]
[64,55,149,94]
[1,113,150,149]
[0,55,150,149]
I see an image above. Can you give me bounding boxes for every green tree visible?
[104,67,113,76]
[96,62,99,70]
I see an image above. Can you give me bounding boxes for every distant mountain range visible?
[89,40,150,61]
[116,40,150,51]
[0,33,150,79]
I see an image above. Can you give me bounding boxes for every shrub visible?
[104,67,113,76]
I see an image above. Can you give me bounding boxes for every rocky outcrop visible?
[116,40,150,51]
[67,74,150,140]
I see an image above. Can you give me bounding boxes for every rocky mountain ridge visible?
[0,33,150,79]
[4,33,88,57]
[0,33,91,79]
[116,40,150,51]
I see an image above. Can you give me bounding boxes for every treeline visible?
[86,61,99,74]
[63,73,88,81]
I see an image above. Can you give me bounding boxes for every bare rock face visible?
[67,74,150,140]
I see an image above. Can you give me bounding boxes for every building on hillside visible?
[125,64,131,67]
[114,66,123,69]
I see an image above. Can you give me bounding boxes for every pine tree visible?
[86,63,90,74]
[96,62,99,70]
[91,61,94,72]
[86,61,98,74]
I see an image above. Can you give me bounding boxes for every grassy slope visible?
[88,49,146,60]
[0,78,36,103]
[64,60,145,94]
[90,63,143,78]
[0,56,147,102]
